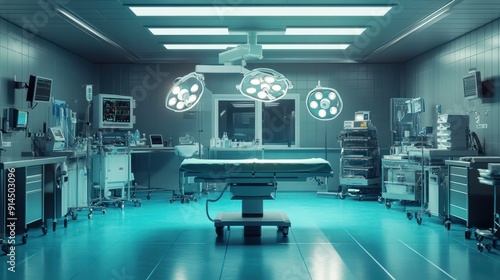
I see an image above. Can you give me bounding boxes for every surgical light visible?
[306,83,343,121]
[237,68,292,102]
[165,72,205,112]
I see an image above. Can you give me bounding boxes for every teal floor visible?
[2,191,499,280]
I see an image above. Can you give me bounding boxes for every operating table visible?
[179,158,333,237]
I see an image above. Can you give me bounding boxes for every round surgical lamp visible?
[237,68,293,102]
[165,72,205,112]
[306,83,343,121]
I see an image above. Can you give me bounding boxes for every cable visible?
[205,183,230,222]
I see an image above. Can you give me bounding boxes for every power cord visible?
[205,184,229,222]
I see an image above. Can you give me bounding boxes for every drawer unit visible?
[445,159,500,236]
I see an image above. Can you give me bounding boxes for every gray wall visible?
[403,18,500,155]
[0,18,99,156]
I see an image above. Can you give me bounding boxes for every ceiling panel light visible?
[262,44,349,50]
[237,68,293,102]
[149,28,229,35]
[164,44,238,50]
[130,6,393,17]
[306,83,343,121]
[165,72,205,112]
[285,28,366,35]
[164,44,348,50]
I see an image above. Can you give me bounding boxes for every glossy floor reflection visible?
[1,191,499,280]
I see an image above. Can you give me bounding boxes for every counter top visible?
[130,147,175,153]
[45,150,88,158]
[208,147,341,151]
[0,156,67,169]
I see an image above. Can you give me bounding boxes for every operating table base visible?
[214,212,291,237]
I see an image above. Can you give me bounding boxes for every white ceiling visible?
[1,0,499,64]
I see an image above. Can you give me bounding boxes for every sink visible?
[175,144,203,159]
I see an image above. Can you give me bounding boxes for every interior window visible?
[215,95,298,147]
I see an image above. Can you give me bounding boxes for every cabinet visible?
[382,159,422,203]
[445,159,500,238]
[338,122,380,199]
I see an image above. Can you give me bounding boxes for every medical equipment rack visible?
[476,167,500,252]
[338,121,381,200]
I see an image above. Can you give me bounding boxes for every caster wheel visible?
[181,199,185,204]
[147,193,151,200]
[465,230,472,240]
[485,244,492,253]
[378,197,383,204]
[169,199,174,203]
[358,196,362,201]
[120,203,125,210]
[193,197,198,202]
[385,202,391,209]
[444,221,451,231]
[52,222,57,232]
[282,227,289,237]
[72,213,78,221]
[88,213,92,219]
[42,226,48,235]
[216,226,224,237]
[1,244,9,254]
[102,209,106,214]
[22,235,27,244]
[477,243,484,252]
[338,193,346,200]
[64,219,68,228]
[416,217,422,225]
[407,212,413,220]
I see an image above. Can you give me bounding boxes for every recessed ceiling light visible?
[163,44,349,50]
[164,44,238,50]
[285,28,366,35]
[130,6,393,17]
[149,28,229,35]
[262,44,349,50]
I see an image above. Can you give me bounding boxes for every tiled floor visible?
[1,191,499,280]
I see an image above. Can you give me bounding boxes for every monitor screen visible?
[27,75,52,103]
[354,111,370,121]
[16,110,28,128]
[50,127,65,141]
[463,71,482,100]
[150,134,164,147]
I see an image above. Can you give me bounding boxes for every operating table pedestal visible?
[214,183,291,237]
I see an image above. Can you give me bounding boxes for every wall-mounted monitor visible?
[463,70,482,100]
[26,75,53,103]
[9,108,29,130]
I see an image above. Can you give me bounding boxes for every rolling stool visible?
[170,143,203,203]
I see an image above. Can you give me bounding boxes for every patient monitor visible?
[46,126,65,151]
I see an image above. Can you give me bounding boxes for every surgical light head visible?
[306,83,343,121]
[237,68,292,102]
[165,72,205,112]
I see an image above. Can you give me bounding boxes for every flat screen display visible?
[463,71,482,100]
[16,110,28,128]
[27,75,52,103]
